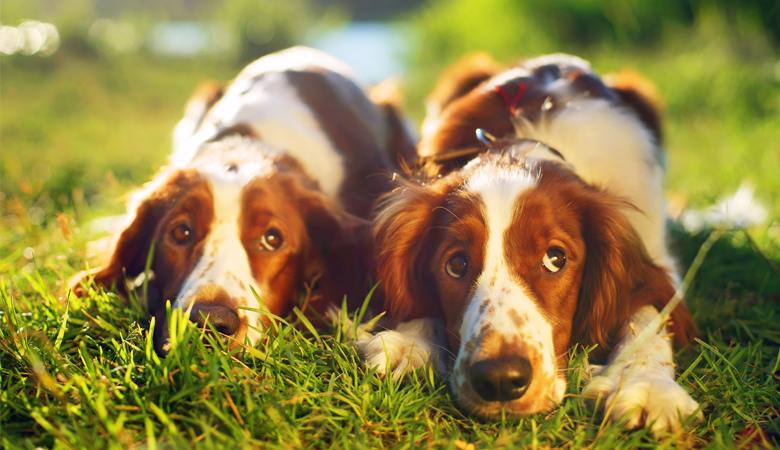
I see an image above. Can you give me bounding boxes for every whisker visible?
[432,205,460,220]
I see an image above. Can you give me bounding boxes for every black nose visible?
[470,356,533,402]
[189,303,241,336]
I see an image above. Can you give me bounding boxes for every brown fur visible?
[70,169,213,313]
[425,53,502,115]
[604,69,665,144]
[71,149,376,325]
[374,154,697,367]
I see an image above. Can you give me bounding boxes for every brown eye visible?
[170,224,193,245]
[445,254,468,279]
[542,247,566,273]
[259,229,282,251]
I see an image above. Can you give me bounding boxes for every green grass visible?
[1,228,778,449]
[2,9,780,449]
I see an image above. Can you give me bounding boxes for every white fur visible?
[516,90,673,274]
[172,46,378,197]
[172,142,276,345]
[583,306,702,437]
[364,57,700,433]
[174,72,344,196]
[359,318,449,381]
[451,166,566,413]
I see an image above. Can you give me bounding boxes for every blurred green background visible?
[1,0,779,269]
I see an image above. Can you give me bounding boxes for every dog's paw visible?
[583,370,702,437]
[356,318,447,381]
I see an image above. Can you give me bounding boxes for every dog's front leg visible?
[357,318,450,381]
[583,305,702,437]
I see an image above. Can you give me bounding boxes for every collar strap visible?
[495,83,526,115]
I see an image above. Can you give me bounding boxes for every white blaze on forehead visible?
[172,162,269,345]
[459,162,538,341]
[453,163,563,406]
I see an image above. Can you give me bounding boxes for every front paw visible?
[356,319,447,381]
[583,370,703,437]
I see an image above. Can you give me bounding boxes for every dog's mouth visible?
[448,332,566,418]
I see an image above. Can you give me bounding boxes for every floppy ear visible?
[418,56,515,175]
[69,169,187,297]
[571,188,696,360]
[374,179,458,323]
[369,78,418,167]
[604,69,664,145]
[424,52,502,126]
[70,196,165,297]
[173,80,224,149]
[297,191,375,314]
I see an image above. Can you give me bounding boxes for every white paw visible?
[356,318,448,381]
[583,370,703,437]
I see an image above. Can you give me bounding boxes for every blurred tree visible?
[312,0,423,20]
[213,0,318,62]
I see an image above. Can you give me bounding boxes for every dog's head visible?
[377,152,695,417]
[375,53,693,417]
[72,137,371,354]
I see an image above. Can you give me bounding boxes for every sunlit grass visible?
[1,232,778,448]
[1,6,779,447]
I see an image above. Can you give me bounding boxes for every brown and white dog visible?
[359,54,701,435]
[72,46,415,354]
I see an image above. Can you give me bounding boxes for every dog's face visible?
[72,139,369,353]
[375,149,694,418]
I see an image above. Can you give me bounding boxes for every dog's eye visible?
[170,224,193,245]
[259,229,282,251]
[445,254,468,279]
[542,248,566,273]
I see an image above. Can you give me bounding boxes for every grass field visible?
[2,7,780,449]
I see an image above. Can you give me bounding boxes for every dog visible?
[359,53,701,436]
[71,46,415,355]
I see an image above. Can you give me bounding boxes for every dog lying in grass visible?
[359,53,702,436]
[71,46,415,355]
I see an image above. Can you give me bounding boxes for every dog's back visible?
[174,46,416,217]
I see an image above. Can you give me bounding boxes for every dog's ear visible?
[604,69,664,145]
[69,169,191,297]
[297,190,375,314]
[173,81,224,149]
[423,52,502,129]
[571,187,696,359]
[418,54,511,174]
[369,78,418,168]
[373,178,460,323]
[70,196,164,297]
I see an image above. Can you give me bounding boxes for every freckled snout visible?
[470,356,533,402]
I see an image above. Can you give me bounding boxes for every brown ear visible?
[183,81,223,130]
[425,52,502,121]
[69,169,188,297]
[374,178,458,323]
[173,81,224,149]
[369,78,418,168]
[604,69,664,145]
[572,188,696,359]
[298,191,375,314]
[70,197,164,297]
